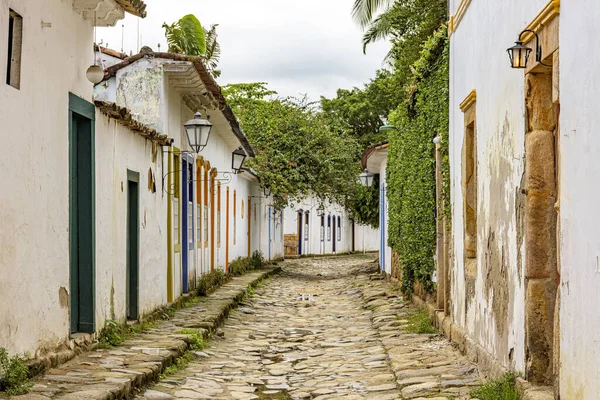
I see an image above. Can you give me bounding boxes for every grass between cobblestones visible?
[159,351,195,379]
[404,308,436,334]
[469,373,520,400]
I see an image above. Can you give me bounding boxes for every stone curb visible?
[12,267,281,400]
[410,292,556,400]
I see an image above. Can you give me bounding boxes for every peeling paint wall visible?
[94,115,168,325]
[448,0,550,375]
[0,0,96,355]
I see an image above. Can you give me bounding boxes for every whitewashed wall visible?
[283,196,378,256]
[0,0,95,355]
[95,115,167,324]
[558,3,600,397]
[449,0,550,375]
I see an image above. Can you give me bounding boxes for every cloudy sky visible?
[98,0,391,101]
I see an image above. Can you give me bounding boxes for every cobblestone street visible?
[138,254,482,400]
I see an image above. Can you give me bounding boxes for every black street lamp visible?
[359,169,375,187]
[184,112,212,153]
[507,30,551,69]
[231,147,247,173]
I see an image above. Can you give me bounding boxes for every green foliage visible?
[470,374,520,400]
[387,26,449,294]
[404,309,436,334]
[162,14,206,56]
[98,319,124,348]
[229,251,266,276]
[224,83,361,210]
[203,24,221,78]
[0,348,32,395]
[178,329,206,350]
[197,269,226,296]
[347,175,380,228]
[160,351,194,379]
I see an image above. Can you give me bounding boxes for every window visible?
[320,215,325,242]
[304,212,309,240]
[6,9,22,89]
[461,97,477,260]
[327,215,331,241]
[337,216,341,241]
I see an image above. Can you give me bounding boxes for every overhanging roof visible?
[104,50,255,157]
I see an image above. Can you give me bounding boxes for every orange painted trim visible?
[233,190,237,245]
[210,174,215,270]
[226,187,230,271]
[247,196,251,257]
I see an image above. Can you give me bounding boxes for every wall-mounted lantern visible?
[507,30,550,69]
[184,112,212,153]
[86,64,104,84]
[263,186,272,197]
[317,204,325,216]
[231,147,247,173]
[359,169,375,187]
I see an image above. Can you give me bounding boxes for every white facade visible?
[0,0,145,356]
[283,195,378,256]
[450,0,600,396]
[364,144,391,275]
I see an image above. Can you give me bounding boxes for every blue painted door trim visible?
[380,184,386,271]
[181,158,189,293]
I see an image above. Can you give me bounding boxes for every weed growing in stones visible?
[98,320,124,348]
[405,309,436,334]
[178,329,205,350]
[160,351,194,378]
[0,348,32,395]
[469,373,520,400]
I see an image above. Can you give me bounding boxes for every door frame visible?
[297,210,303,255]
[126,170,140,320]
[68,93,96,333]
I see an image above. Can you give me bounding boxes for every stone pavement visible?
[12,268,279,400]
[135,255,483,400]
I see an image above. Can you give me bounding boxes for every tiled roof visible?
[95,101,173,146]
[104,50,255,157]
[115,0,147,17]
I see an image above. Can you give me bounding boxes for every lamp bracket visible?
[518,29,552,67]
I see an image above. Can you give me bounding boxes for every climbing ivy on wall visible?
[387,26,449,294]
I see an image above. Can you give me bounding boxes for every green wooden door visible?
[127,171,140,320]
[69,93,96,333]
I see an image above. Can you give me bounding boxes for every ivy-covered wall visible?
[387,26,449,294]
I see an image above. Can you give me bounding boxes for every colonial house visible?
[448,0,598,397]
[362,142,392,275]
[0,0,148,356]
[95,47,283,302]
[283,195,378,257]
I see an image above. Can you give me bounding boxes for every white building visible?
[448,0,598,396]
[0,0,148,356]
[362,142,392,275]
[96,47,283,302]
[283,195,378,256]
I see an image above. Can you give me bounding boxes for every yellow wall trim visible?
[521,0,560,44]
[459,90,477,112]
[448,0,473,36]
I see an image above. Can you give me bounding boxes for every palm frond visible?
[362,11,394,53]
[352,0,394,27]
[163,14,206,56]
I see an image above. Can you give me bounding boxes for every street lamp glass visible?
[379,124,398,132]
[232,147,247,172]
[507,41,532,68]
[86,64,104,84]
[359,169,375,187]
[184,112,212,153]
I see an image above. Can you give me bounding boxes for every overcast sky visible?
[97,0,391,101]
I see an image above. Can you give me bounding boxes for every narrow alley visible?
[137,255,481,400]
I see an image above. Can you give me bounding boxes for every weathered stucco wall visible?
[558,2,600,397]
[95,115,168,324]
[0,0,95,355]
[449,0,550,375]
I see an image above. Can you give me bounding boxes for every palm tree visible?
[162,14,206,56]
[352,0,394,28]
[162,15,222,79]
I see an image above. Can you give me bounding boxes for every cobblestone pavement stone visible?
[137,255,483,400]
[14,269,278,400]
